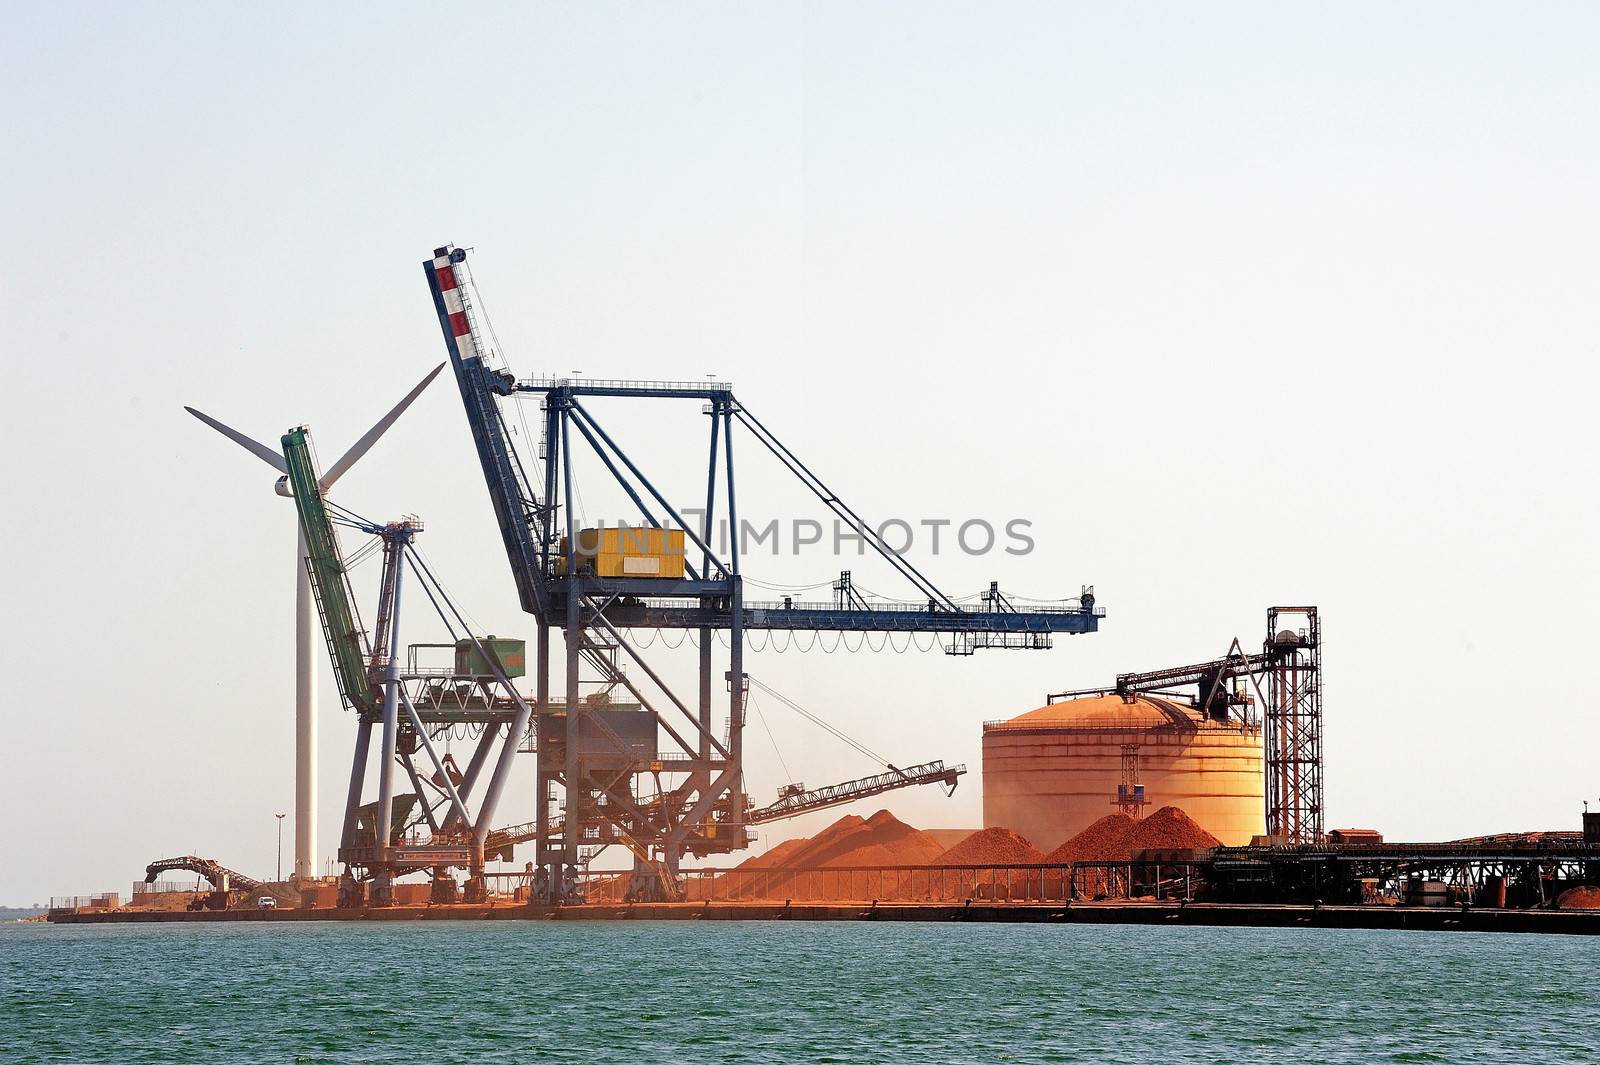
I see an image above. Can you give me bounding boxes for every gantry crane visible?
[423,244,1104,897]
[281,426,536,904]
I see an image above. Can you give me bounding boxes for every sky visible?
[2,2,1598,905]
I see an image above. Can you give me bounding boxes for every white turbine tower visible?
[185,363,445,882]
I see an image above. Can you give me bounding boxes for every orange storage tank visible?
[982,694,1265,851]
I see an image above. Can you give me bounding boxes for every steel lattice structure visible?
[283,426,537,905]
[1264,606,1323,842]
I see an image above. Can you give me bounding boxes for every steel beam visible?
[400,689,474,831]
[373,550,405,899]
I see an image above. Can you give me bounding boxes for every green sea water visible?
[1,921,1595,1063]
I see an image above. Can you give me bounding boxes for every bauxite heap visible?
[933,827,1044,865]
[818,810,947,867]
[734,836,810,870]
[720,810,948,901]
[1045,808,1218,866]
[1043,813,1136,865]
[1557,886,1600,910]
[1123,806,1221,853]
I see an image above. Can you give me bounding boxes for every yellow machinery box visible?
[559,526,687,578]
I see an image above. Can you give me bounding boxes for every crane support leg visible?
[371,554,405,905]
[341,720,373,853]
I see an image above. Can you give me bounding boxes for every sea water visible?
[1,920,1595,1063]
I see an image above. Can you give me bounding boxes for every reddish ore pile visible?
[1044,814,1136,864]
[1123,807,1220,853]
[691,808,1216,903]
[735,836,810,871]
[709,810,948,901]
[1041,807,1218,899]
[1558,886,1600,910]
[819,810,949,867]
[1046,808,1218,865]
[929,828,1047,902]
[934,827,1045,865]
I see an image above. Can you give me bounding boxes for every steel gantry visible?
[423,244,1103,899]
[1264,606,1323,842]
[282,426,536,905]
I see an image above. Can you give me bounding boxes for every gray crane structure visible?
[281,425,542,904]
[423,244,1104,898]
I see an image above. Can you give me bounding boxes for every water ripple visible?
[0,921,1596,1063]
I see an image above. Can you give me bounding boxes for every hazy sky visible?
[4,3,1598,905]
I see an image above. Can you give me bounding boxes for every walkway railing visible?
[563,861,1209,904]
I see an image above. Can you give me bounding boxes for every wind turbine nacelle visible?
[275,475,294,498]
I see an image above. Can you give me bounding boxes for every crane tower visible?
[1264,606,1323,842]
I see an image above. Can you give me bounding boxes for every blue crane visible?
[423,244,1104,899]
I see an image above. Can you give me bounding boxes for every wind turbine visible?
[185,363,445,882]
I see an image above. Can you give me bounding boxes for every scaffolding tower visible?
[1264,606,1322,842]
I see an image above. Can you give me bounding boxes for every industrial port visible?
[14,10,1600,1065]
[44,246,1600,933]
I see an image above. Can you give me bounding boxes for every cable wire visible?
[747,691,794,787]
[746,676,889,769]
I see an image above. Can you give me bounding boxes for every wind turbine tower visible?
[185,364,444,881]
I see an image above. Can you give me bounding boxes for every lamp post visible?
[275,813,286,884]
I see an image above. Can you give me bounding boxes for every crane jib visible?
[280,427,378,716]
[423,250,547,618]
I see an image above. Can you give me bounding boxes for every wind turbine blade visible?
[185,406,289,473]
[320,363,446,490]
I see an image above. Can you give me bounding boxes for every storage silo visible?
[982,694,1264,850]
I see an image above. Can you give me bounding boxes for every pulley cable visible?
[746,691,794,788]
[746,676,890,770]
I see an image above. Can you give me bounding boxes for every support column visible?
[537,394,561,893]
[340,719,372,853]
[724,408,744,827]
[697,405,718,815]
[372,550,405,905]
[728,579,743,821]
[294,529,317,882]
[698,629,712,798]
[534,619,551,884]
[561,406,583,878]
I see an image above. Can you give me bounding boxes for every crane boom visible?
[746,761,966,824]
[143,855,291,901]
[1048,638,1268,722]
[281,427,377,716]
[422,248,548,617]
[480,760,966,854]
